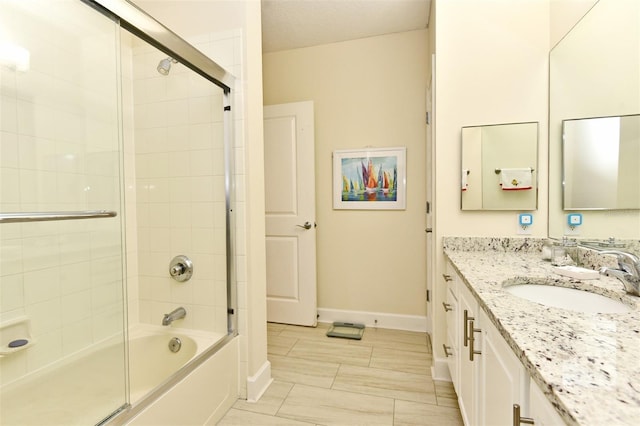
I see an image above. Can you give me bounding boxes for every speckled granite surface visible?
[443,237,640,426]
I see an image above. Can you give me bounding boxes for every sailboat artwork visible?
[341,157,397,201]
[333,147,406,210]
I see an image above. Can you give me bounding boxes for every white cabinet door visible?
[530,380,566,425]
[445,285,459,388]
[478,308,526,426]
[458,281,480,426]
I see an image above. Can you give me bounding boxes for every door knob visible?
[296,221,312,230]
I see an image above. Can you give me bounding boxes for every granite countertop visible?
[443,238,640,426]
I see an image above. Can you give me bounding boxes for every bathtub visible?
[127,324,224,404]
[0,324,237,425]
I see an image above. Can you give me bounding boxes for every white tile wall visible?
[0,3,125,382]
[1,3,248,398]
[128,31,245,336]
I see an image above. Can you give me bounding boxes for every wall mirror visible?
[549,0,640,240]
[461,122,538,210]
[563,114,640,210]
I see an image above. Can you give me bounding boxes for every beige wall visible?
[549,0,598,47]
[548,0,640,238]
[263,30,430,317]
[431,0,550,376]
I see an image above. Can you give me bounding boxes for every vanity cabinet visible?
[458,278,480,425]
[444,259,564,426]
[443,263,459,388]
[530,380,566,425]
[477,307,526,425]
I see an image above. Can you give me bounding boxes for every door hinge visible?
[426,201,430,214]
[426,111,431,125]
[426,289,431,302]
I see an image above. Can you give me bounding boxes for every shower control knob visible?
[169,255,193,282]
[170,264,184,276]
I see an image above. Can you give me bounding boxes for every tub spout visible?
[162,307,186,326]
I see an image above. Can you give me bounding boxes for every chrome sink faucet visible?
[162,307,186,326]
[598,250,640,296]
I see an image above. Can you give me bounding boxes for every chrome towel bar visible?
[0,210,117,223]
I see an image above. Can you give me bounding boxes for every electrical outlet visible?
[565,213,582,235]
[517,213,533,235]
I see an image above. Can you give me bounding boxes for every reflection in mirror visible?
[563,115,640,210]
[549,0,640,241]
[461,122,538,210]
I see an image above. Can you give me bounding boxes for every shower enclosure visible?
[0,1,237,424]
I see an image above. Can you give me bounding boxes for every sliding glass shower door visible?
[0,1,127,424]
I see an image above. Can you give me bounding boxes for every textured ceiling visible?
[262,0,431,53]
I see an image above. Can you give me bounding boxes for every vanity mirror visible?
[549,0,640,239]
[461,122,538,210]
[563,114,640,210]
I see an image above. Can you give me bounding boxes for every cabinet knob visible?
[442,302,453,312]
[513,404,535,426]
[442,274,453,282]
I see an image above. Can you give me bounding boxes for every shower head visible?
[157,57,177,75]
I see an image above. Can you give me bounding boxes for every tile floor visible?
[217,323,464,425]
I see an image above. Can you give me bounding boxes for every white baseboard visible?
[317,307,430,333]
[431,357,452,382]
[246,360,273,403]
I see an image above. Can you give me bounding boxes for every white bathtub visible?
[0,324,235,425]
[127,324,223,404]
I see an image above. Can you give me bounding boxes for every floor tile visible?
[435,380,459,408]
[332,364,437,404]
[267,322,287,340]
[277,383,394,426]
[350,338,430,354]
[232,380,293,416]
[269,354,340,388]
[217,325,463,425]
[268,335,298,355]
[394,399,464,426]
[278,323,348,343]
[217,408,315,425]
[268,322,287,333]
[359,327,428,347]
[288,338,372,366]
[369,347,432,375]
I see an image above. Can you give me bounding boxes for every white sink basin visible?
[503,283,632,314]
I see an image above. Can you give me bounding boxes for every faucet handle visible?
[599,250,640,278]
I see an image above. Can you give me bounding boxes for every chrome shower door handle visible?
[296,221,312,230]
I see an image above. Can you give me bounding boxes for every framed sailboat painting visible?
[333,147,407,210]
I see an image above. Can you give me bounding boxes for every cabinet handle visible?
[463,310,475,347]
[442,274,453,282]
[468,319,482,361]
[512,404,535,426]
[442,302,453,312]
[442,344,453,357]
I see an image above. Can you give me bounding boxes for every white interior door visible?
[426,55,435,330]
[264,101,317,326]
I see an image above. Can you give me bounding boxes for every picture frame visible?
[333,147,406,210]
